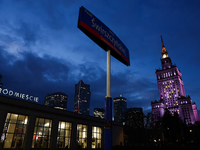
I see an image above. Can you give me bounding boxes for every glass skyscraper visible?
[114,95,127,122]
[124,108,144,128]
[151,36,199,125]
[44,92,68,110]
[74,79,91,115]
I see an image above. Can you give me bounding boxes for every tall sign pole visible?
[105,50,112,150]
[78,6,130,150]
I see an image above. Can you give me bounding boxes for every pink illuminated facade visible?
[151,36,199,125]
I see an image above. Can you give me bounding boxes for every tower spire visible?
[161,34,165,48]
[160,34,168,58]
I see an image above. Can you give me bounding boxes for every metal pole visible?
[107,50,111,97]
[105,50,112,150]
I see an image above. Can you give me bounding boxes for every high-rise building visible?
[94,108,105,119]
[44,92,68,110]
[124,108,144,129]
[74,79,91,115]
[114,95,127,122]
[151,36,199,125]
[0,74,3,88]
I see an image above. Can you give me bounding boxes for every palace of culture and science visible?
[151,36,199,125]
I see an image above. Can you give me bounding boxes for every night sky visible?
[0,0,200,115]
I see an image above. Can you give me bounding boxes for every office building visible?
[74,79,91,115]
[114,95,127,122]
[94,108,105,119]
[0,95,124,149]
[124,108,144,129]
[151,36,199,125]
[44,92,68,110]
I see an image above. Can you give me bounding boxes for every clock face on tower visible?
[163,54,167,58]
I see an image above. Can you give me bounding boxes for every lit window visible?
[57,121,72,148]
[77,124,88,148]
[32,118,52,148]
[1,113,28,148]
[92,126,102,148]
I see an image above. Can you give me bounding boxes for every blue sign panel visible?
[78,6,130,66]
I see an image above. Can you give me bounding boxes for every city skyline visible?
[0,0,200,115]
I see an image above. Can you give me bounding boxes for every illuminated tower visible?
[74,79,91,115]
[151,35,199,125]
[114,95,127,122]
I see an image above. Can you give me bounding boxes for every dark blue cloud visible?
[16,22,40,46]
[0,0,200,116]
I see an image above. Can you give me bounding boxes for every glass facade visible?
[92,126,102,148]
[32,118,52,148]
[114,96,127,122]
[0,113,28,148]
[76,124,88,148]
[45,92,68,110]
[0,111,106,149]
[74,80,91,115]
[57,121,72,148]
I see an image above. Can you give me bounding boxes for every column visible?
[0,110,7,148]
[71,122,77,149]
[50,119,59,149]
[87,124,92,149]
[24,115,36,150]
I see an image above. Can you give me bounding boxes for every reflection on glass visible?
[0,113,28,148]
[32,117,52,148]
[57,121,72,148]
[92,126,102,148]
[77,124,88,148]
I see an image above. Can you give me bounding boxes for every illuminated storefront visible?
[57,121,72,148]
[1,113,28,148]
[32,118,52,148]
[0,95,124,149]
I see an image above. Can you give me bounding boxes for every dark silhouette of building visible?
[143,112,153,129]
[114,95,127,122]
[44,92,68,110]
[151,35,199,125]
[94,108,105,119]
[124,108,144,129]
[0,74,3,88]
[74,79,91,115]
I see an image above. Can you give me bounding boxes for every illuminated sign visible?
[78,6,130,66]
[0,88,39,103]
